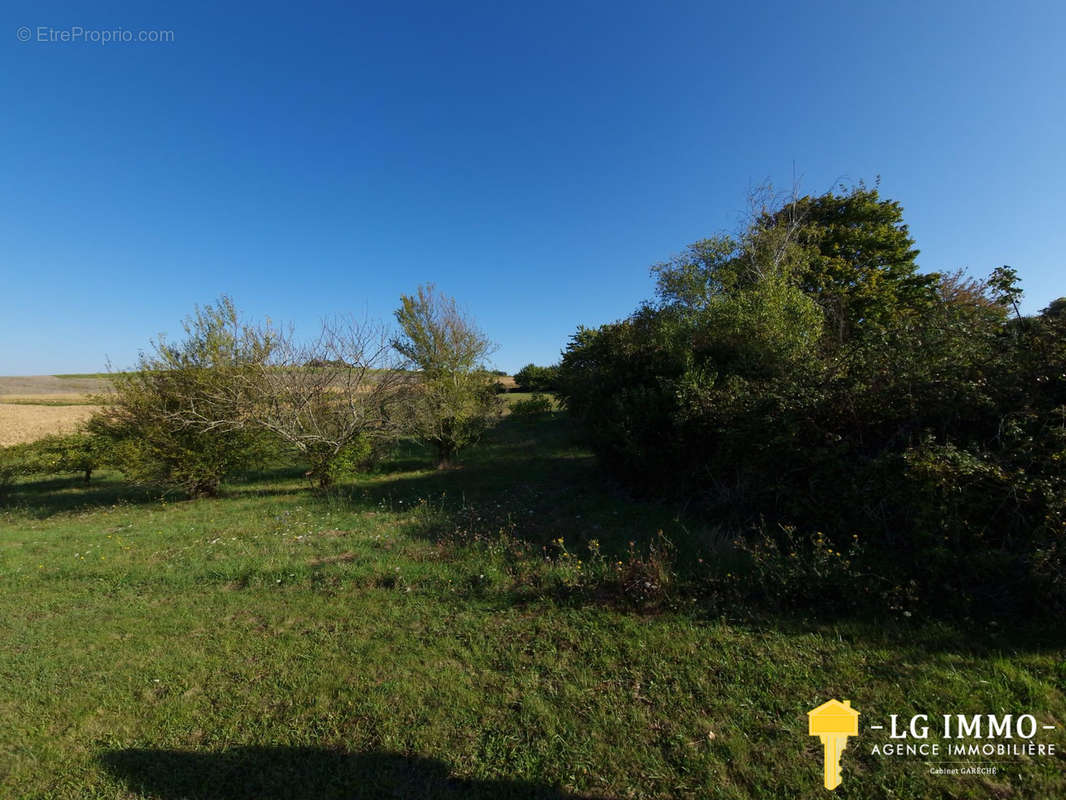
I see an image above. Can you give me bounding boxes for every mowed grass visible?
[1,412,1064,799]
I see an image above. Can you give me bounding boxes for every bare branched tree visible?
[740,179,808,282]
[251,316,410,486]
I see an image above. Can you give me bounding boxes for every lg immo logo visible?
[808,699,859,790]
[806,698,1060,791]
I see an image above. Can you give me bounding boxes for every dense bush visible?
[0,452,19,501]
[510,393,554,418]
[303,435,376,487]
[89,297,274,497]
[1,432,111,483]
[557,184,1066,616]
[513,363,559,393]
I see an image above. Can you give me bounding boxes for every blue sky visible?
[2,0,1064,375]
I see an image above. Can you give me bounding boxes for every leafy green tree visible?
[649,236,744,311]
[89,297,272,497]
[765,183,939,343]
[1043,297,1066,320]
[649,184,938,347]
[513,363,559,393]
[988,265,1024,317]
[392,285,501,468]
[11,431,111,483]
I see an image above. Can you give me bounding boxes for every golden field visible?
[0,374,518,446]
[0,404,100,446]
[0,375,107,445]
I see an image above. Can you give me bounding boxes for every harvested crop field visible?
[0,374,110,396]
[0,375,107,444]
[0,394,98,405]
[0,403,100,446]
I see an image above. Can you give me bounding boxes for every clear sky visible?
[2,0,1064,375]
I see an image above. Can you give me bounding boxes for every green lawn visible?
[0,414,1063,799]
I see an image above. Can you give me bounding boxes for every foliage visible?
[89,296,273,497]
[765,182,938,344]
[512,363,559,393]
[88,299,410,493]
[392,285,502,468]
[558,183,1066,615]
[0,431,111,484]
[1043,296,1066,319]
[0,451,19,501]
[509,393,554,418]
[305,435,375,488]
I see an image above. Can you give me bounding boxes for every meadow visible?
[1,396,1063,799]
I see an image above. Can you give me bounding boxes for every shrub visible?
[304,436,375,487]
[90,296,274,497]
[251,317,408,488]
[0,452,20,502]
[510,393,554,418]
[513,363,559,393]
[12,432,111,483]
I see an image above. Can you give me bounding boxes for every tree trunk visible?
[435,444,454,470]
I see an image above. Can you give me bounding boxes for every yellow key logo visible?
[808,699,859,790]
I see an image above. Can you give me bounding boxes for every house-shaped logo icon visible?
[808,699,859,790]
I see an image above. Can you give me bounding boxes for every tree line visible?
[1,285,502,498]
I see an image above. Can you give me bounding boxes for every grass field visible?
[1,410,1063,798]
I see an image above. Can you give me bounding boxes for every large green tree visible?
[766,184,938,343]
[651,184,939,345]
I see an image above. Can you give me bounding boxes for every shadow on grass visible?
[1,474,167,519]
[318,416,672,556]
[5,466,312,518]
[3,474,306,519]
[1,415,597,523]
[452,581,1066,657]
[100,747,601,800]
[707,605,1066,655]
